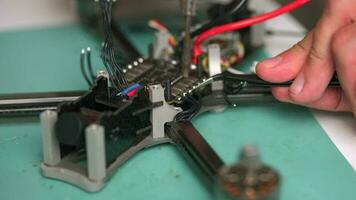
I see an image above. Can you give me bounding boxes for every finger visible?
[256,31,313,83]
[332,22,356,115]
[271,87,351,112]
[270,87,289,102]
[288,1,351,103]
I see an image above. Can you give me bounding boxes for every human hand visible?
[256,0,356,116]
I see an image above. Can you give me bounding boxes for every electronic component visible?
[215,146,280,200]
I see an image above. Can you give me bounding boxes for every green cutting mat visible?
[0,25,355,200]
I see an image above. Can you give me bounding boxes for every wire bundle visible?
[190,0,248,39]
[192,0,310,63]
[99,0,128,91]
[174,94,202,121]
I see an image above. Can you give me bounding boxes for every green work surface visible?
[0,25,355,200]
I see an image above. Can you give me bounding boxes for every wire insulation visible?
[121,83,141,97]
[80,49,93,86]
[86,47,96,82]
[99,1,128,91]
[187,0,248,41]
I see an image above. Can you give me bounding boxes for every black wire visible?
[223,81,244,106]
[80,50,93,86]
[266,29,306,37]
[187,94,202,120]
[86,48,96,82]
[175,93,202,121]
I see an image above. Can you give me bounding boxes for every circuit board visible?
[123,59,200,100]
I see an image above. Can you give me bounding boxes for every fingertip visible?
[257,43,309,83]
[255,56,282,79]
[256,56,297,83]
[257,56,283,70]
[255,61,268,79]
[257,32,313,83]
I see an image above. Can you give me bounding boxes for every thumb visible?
[332,23,356,115]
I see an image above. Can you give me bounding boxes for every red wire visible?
[192,0,310,64]
[127,88,138,97]
[149,19,168,32]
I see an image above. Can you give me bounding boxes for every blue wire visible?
[122,83,141,95]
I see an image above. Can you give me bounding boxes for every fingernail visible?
[260,56,283,69]
[290,73,304,95]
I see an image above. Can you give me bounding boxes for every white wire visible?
[229,0,248,14]
[227,67,245,74]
